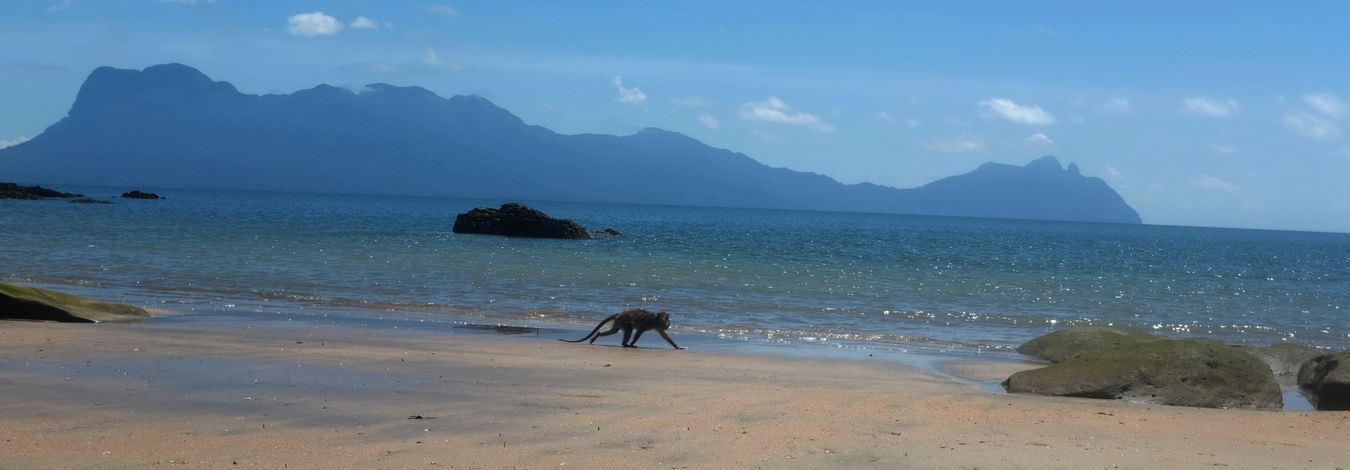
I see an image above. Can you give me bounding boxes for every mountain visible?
[0,64,1141,224]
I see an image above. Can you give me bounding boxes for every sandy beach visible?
[1,319,1348,469]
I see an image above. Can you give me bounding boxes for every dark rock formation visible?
[1297,351,1350,411]
[452,203,590,239]
[1004,338,1282,410]
[120,190,163,199]
[0,63,1142,224]
[69,197,112,204]
[0,282,150,323]
[0,182,81,200]
[594,228,622,237]
[1015,326,1157,363]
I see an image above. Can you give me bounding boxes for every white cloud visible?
[669,97,713,108]
[1026,132,1055,145]
[738,96,835,132]
[346,48,465,74]
[1181,97,1239,117]
[1191,174,1239,192]
[1284,112,1340,139]
[422,48,444,66]
[46,0,71,13]
[612,76,647,106]
[977,98,1055,125]
[873,111,918,127]
[1303,93,1346,117]
[0,136,30,149]
[1098,97,1132,114]
[350,16,379,29]
[427,4,460,17]
[1103,165,1123,182]
[288,12,342,37]
[698,113,720,131]
[925,134,987,153]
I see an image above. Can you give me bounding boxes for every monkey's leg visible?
[630,329,647,346]
[659,330,685,350]
[621,326,634,347]
[590,324,623,344]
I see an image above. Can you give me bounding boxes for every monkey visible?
[559,309,685,349]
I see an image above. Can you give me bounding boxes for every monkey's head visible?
[657,311,671,329]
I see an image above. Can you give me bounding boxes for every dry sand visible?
[1,320,1348,469]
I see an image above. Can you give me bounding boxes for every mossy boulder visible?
[1004,338,1282,410]
[0,282,149,323]
[1015,326,1158,363]
[1297,351,1350,411]
[1237,343,1322,386]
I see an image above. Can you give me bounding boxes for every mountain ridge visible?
[0,63,1141,224]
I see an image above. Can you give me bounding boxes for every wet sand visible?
[2,320,1348,469]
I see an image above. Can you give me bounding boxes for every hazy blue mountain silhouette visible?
[0,64,1141,224]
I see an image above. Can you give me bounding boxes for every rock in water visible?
[1297,351,1350,411]
[69,197,112,204]
[1015,326,1157,363]
[452,203,590,239]
[0,282,150,323]
[0,182,82,200]
[120,190,163,199]
[1004,338,1282,410]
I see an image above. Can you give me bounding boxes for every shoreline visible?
[3,316,1348,468]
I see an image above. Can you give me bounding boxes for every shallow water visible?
[4,186,1350,359]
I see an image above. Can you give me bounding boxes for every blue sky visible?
[3,1,1350,232]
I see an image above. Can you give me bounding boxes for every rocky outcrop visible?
[452,203,590,239]
[120,190,162,199]
[594,228,622,237]
[0,182,81,200]
[1015,326,1157,363]
[1004,338,1282,410]
[69,197,112,204]
[1239,343,1322,386]
[1297,351,1350,411]
[0,282,150,323]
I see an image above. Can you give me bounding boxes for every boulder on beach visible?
[0,182,82,200]
[1015,326,1157,363]
[120,190,163,199]
[1297,351,1350,411]
[452,203,590,239]
[1004,338,1283,410]
[0,282,150,323]
[1238,343,1322,386]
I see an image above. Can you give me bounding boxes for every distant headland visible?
[0,63,1140,224]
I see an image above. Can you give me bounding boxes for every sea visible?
[4,186,1350,362]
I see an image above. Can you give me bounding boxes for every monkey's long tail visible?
[558,315,617,343]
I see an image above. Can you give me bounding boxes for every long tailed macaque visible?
[559,309,684,349]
